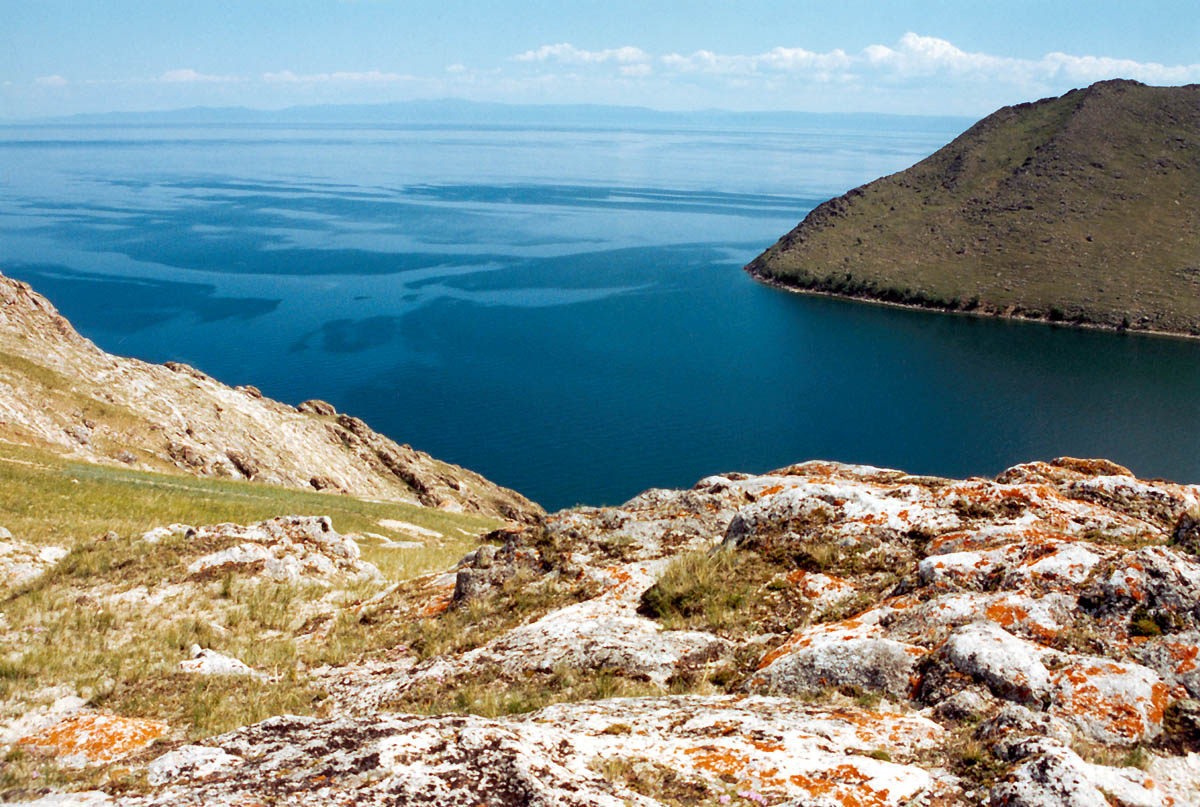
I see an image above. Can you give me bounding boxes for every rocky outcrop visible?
[169,515,382,585]
[0,532,66,589]
[0,272,541,524]
[9,457,1200,805]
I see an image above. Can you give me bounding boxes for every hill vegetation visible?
[747,79,1200,335]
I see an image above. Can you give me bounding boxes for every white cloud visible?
[446,63,467,74]
[262,69,413,83]
[514,43,649,65]
[158,68,237,83]
[858,33,1200,86]
[524,33,1200,91]
[35,75,68,86]
[1040,52,1198,85]
[661,46,851,78]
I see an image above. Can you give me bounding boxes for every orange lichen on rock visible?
[1051,663,1170,743]
[786,764,895,807]
[1168,643,1199,673]
[984,600,1059,642]
[419,583,455,616]
[20,713,168,764]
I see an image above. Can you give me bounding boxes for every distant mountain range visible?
[12,98,970,130]
[747,80,1200,336]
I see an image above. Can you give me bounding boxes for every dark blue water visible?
[1,121,1198,509]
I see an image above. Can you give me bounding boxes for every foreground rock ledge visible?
[10,456,1200,805]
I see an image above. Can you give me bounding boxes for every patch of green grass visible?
[98,673,327,739]
[941,732,1007,789]
[0,441,498,555]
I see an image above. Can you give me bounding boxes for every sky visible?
[4,0,1199,119]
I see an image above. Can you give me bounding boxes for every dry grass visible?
[384,664,681,718]
[591,756,727,806]
[0,441,505,741]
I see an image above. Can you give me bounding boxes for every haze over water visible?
[2,118,1198,510]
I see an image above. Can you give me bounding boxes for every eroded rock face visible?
[990,738,1168,807]
[0,272,542,524]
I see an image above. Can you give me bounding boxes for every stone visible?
[178,645,261,677]
[7,793,113,807]
[0,538,67,588]
[117,698,948,806]
[223,450,260,479]
[1048,658,1169,745]
[933,689,992,722]
[1086,546,1200,627]
[939,622,1053,705]
[749,611,924,698]
[297,399,336,416]
[1173,504,1200,554]
[146,744,243,785]
[1133,631,1200,698]
[18,713,168,767]
[989,738,1171,807]
[184,516,382,584]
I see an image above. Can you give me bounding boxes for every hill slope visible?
[0,271,541,524]
[747,79,1200,335]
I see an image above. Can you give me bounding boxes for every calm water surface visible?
[1,121,1197,509]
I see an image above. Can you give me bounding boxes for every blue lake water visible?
[1,120,1198,510]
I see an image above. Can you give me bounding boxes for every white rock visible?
[178,646,261,678]
[990,738,1170,807]
[140,524,193,543]
[146,744,243,785]
[6,792,113,807]
[0,538,66,588]
[943,622,1052,704]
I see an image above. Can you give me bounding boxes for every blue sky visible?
[5,0,1199,119]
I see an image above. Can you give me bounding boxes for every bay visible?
[1,119,1197,510]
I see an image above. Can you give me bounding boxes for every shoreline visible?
[745,267,1200,343]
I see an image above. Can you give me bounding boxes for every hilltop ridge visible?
[747,79,1200,335]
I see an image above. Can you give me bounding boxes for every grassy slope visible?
[0,440,501,769]
[748,80,1200,335]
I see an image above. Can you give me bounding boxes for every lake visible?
[1,119,1198,510]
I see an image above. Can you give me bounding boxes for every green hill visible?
[746,79,1200,336]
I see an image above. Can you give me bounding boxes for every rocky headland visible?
[747,79,1200,336]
